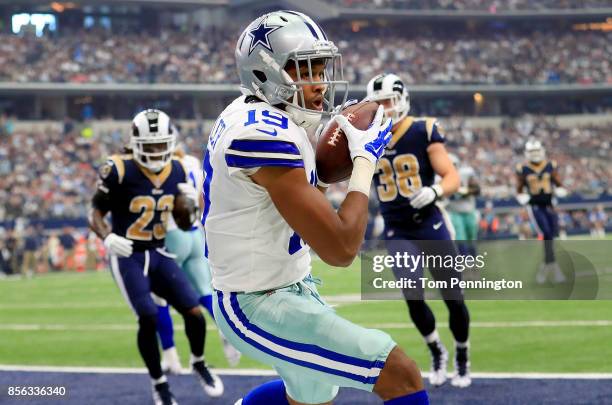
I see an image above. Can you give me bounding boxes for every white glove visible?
[103,233,133,257]
[516,193,530,206]
[335,105,393,164]
[178,182,198,205]
[458,186,469,196]
[410,185,441,209]
[554,187,568,198]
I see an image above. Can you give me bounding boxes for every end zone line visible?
[1,365,611,380]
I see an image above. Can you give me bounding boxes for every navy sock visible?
[199,295,215,320]
[155,305,175,350]
[242,380,289,405]
[384,390,429,405]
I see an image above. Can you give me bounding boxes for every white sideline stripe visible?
[1,320,611,331]
[0,365,611,380]
[368,320,612,328]
[0,324,218,331]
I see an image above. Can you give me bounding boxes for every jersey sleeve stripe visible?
[226,149,302,161]
[225,154,304,169]
[228,139,300,155]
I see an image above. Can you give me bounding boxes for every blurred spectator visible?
[21,225,39,277]
[59,227,76,271]
[0,26,609,86]
[330,0,611,10]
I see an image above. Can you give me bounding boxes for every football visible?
[316,101,379,184]
[172,193,197,231]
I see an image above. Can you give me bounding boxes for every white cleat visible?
[427,341,448,387]
[221,334,242,367]
[551,263,566,283]
[451,371,472,388]
[234,400,243,405]
[536,263,549,284]
[161,347,183,375]
[451,345,471,388]
[192,360,224,397]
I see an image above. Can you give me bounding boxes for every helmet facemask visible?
[132,137,176,173]
[280,48,348,129]
[525,140,545,163]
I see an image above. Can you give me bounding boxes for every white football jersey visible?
[448,165,477,213]
[203,96,315,292]
[166,154,204,232]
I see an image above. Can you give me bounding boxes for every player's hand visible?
[335,105,393,164]
[458,186,469,196]
[554,187,568,198]
[410,186,440,209]
[315,100,360,141]
[103,233,133,257]
[331,98,359,116]
[516,193,530,206]
[178,182,198,205]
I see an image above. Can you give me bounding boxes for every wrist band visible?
[347,157,376,196]
[432,184,444,200]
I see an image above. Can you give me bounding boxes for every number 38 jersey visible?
[373,117,445,228]
[203,96,316,293]
[96,155,189,251]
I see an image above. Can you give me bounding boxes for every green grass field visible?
[1,250,611,373]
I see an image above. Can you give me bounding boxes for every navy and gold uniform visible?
[93,154,200,317]
[373,117,452,241]
[374,117,461,302]
[516,160,559,240]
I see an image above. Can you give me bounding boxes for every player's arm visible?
[251,106,391,267]
[252,164,370,267]
[427,143,460,197]
[89,161,133,257]
[89,202,111,240]
[551,162,563,187]
[550,162,568,197]
[514,165,531,205]
[467,176,480,196]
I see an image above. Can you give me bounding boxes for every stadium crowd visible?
[332,0,612,10]
[1,27,610,86]
[1,115,609,223]
[0,115,609,275]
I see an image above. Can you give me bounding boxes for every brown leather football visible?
[172,193,196,231]
[316,101,379,184]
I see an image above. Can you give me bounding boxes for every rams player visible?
[89,109,221,405]
[516,138,567,283]
[205,10,428,405]
[156,146,241,374]
[367,73,471,388]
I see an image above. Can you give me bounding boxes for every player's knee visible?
[373,346,424,401]
[177,305,203,318]
[138,314,158,333]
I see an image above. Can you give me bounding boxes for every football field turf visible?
[1,253,611,374]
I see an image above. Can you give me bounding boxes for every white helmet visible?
[235,10,348,129]
[524,138,545,163]
[366,73,410,122]
[130,109,176,173]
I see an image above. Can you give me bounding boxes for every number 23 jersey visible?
[96,155,188,251]
[203,96,316,293]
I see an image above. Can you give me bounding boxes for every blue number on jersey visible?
[244,109,289,136]
[209,118,226,150]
